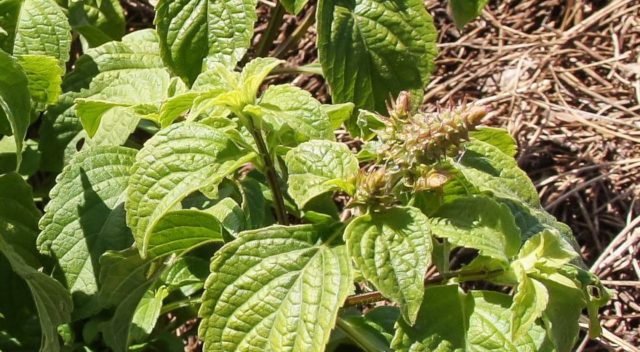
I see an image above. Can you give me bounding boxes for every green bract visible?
[0,1,609,351]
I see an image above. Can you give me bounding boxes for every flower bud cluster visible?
[350,92,487,209]
[379,101,488,167]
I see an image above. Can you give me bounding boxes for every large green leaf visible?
[245,84,334,146]
[0,0,71,68]
[39,29,165,171]
[146,209,223,258]
[449,0,488,29]
[285,140,358,208]
[67,0,125,47]
[344,206,432,324]
[126,122,253,256]
[37,146,136,318]
[469,127,517,157]
[428,195,521,262]
[0,50,31,170]
[392,285,552,351]
[156,0,258,84]
[74,68,174,138]
[457,139,540,208]
[317,0,437,113]
[0,173,72,352]
[198,224,353,352]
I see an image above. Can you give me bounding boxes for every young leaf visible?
[155,0,258,83]
[344,206,432,324]
[198,224,353,352]
[469,127,517,157]
[0,50,31,170]
[0,0,71,68]
[323,102,354,130]
[428,195,521,262]
[67,0,125,47]
[130,287,168,343]
[245,84,333,145]
[37,146,136,318]
[449,0,489,29]
[458,139,540,208]
[317,0,437,114]
[126,122,254,256]
[0,173,72,352]
[510,267,549,342]
[146,209,223,259]
[16,55,63,106]
[285,140,359,208]
[514,230,577,272]
[468,291,553,351]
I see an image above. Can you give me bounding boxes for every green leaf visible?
[238,57,283,105]
[245,84,334,145]
[537,277,584,352]
[469,127,517,157]
[205,197,246,238]
[467,290,553,351]
[68,0,125,47]
[510,267,549,342]
[198,224,353,352]
[37,146,136,318]
[130,287,168,343]
[457,139,540,208]
[126,122,253,256]
[281,0,307,14]
[317,0,437,114]
[74,68,173,138]
[146,209,223,259]
[337,308,398,352]
[449,0,488,29]
[344,206,432,324]
[156,0,259,83]
[0,50,31,170]
[39,30,165,171]
[161,255,209,295]
[429,195,521,262]
[514,230,577,272]
[391,285,469,351]
[323,102,354,130]
[393,285,551,351]
[16,55,63,106]
[98,248,163,352]
[0,173,72,352]
[0,0,71,68]
[285,140,358,207]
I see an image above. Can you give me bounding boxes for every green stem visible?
[256,2,286,57]
[247,124,289,225]
[336,318,386,352]
[270,62,324,76]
